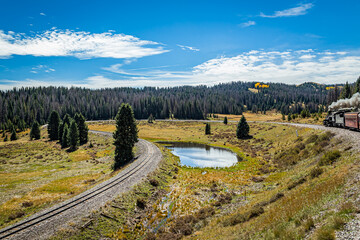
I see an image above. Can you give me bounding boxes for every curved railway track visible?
[0,131,162,240]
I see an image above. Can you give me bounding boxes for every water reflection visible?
[159,142,240,168]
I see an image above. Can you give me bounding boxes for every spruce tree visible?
[287,114,292,121]
[48,111,61,140]
[282,114,285,120]
[223,117,228,125]
[61,123,70,148]
[340,81,351,99]
[236,115,250,139]
[113,103,138,169]
[59,114,72,144]
[354,76,360,94]
[10,126,17,141]
[74,113,88,145]
[69,121,79,151]
[30,121,41,140]
[148,114,154,123]
[4,135,8,142]
[205,123,211,135]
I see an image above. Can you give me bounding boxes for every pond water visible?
[160,142,241,168]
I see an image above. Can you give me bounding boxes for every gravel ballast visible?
[0,130,162,240]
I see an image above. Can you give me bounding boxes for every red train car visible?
[344,112,360,129]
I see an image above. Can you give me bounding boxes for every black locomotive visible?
[323,108,360,130]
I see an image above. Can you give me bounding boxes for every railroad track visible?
[0,131,162,239]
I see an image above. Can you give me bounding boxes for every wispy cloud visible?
[240,20,256,28]
[2,49,360,89]
[177,44,199,52]
[30,65,55,74]
[0,29,169,59]
[260,3,314,18]
[40,12,46,16]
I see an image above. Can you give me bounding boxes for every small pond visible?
[160,142,241,168]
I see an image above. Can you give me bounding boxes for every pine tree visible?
[148,114,154,123]
[69,121,79,151]
[74,113,88,145]
[59,114,71,144]
[113,103,138,169]
[287,114,292,121]
[236,115,250,139]
[4,135,8,142]
[61,123,70,148]
[354,76,360,94]
[223,116,228,125]
[10,126,17,141]
[205,123,211,135]
[48,111,61,140]
[282,114,285,120]
[18,119,26,132]
[30,121,41,140]
[340,81,351,99]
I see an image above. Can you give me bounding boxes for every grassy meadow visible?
[0,128,116,228]
[85,118,359,239]
[1,114,357,240]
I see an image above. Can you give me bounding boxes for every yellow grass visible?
[69,150,92,162]
[0,131,115,227]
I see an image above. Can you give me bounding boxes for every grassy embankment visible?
[0,128,116,228]
[84,119,359,240]
[216,111,325,125]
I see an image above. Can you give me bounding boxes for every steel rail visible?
[0,135,155,239]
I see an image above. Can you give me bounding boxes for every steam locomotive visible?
[323,108,360,130]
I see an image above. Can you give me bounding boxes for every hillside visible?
[44,120,359,240]
[0,81,334,130]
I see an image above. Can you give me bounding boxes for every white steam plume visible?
[329,92,360,111]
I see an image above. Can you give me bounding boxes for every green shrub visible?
[331,216,345,230]
[317,131,335,142]
[339,201,356,214]
[318,150,341,166]
[306,134,319,144]
[288,177,306,190]
[310,167,324,178]
[303,218,315,232]
[316,227,335,240]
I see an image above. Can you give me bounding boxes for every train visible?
[323,108,360,130]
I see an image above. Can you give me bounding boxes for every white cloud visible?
[40,13,46,16]
[177,44,199,52]
[0,29,169,59]
[240,21,256,28]
[260,3,314,18]
[299,54,315,60]
[2,49,360,89]
[31,64,55,74]
[93,49,360,87]
[0,79,67,90]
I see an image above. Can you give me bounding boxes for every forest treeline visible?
[0,80,354,130]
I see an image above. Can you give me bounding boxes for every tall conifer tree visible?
[205,123,211,135]
[10,126,17,141]
[30,121,41,140]
[74,113,88,145]
[69,121,79,151]
[236,115,250,139]
[59,114,72,144]
[61,123,70,148]
[48,111,61,140]
[113,103,138,169]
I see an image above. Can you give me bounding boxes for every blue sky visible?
[1,0,360,89]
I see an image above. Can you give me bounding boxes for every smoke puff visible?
[329,92,360,111]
